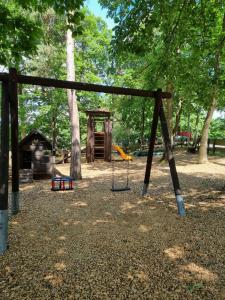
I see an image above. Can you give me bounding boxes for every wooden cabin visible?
[86,109,112,162]
[19,130,52,181]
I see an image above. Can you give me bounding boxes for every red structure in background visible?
[51,177,74,191]
[178,131,192,139]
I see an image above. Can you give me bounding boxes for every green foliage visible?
[209,117,225,139]
[98,0,225,151]
[98,0,225,92]
[19,86,71,148]
[0,0,85,67]
[19,8,113,149]
[0,2,42,66]
[5,0,225,153]
[14,0,85,32]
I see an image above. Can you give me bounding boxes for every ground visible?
[0,152,225,299]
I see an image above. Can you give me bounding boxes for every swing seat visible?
[111,187,131,192]
[111,159,131,192]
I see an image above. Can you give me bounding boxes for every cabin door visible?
[22,151,32,169]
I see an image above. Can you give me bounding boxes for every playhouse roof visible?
[85,108,111,117]
[19,129,52,150]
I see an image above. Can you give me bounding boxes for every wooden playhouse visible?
[86,109,112,162]
[19,130,52,182]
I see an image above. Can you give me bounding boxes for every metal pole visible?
[159,102,186,216]
[0,80,10,254]
[142,89,162,195]
[9,68,20,215]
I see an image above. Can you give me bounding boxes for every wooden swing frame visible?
[0,68,185,254]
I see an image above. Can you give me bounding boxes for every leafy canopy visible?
[0,0,85,67]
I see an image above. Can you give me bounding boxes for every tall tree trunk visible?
[198,95,217,163]
[52,112,57,151]
[199,13,225,163]
[159,82,173,162]
[51,112,57,177]
[173,98,183,135]
[187,110,191,146]
[140,99,145,149]
[66,29,82,179]
[198,14,225,164]
[18,82,27,140]
[164,82,173,144]
[193,109,201,145]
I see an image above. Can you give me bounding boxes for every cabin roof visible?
[85,108,111,118]
[19,129,52,150]
[85,108,111,117]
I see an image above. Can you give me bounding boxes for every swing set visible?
[111,147,132,192]
[0,68,185,254]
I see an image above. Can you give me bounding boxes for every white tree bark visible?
[66,29,82,179]
[198,95,217,163]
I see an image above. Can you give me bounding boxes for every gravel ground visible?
[0,152,225,299]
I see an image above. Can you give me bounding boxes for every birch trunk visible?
[193,109,201,145]
[173,98,183,136]
[140,99,145,149]
[165,82,173,144]
[198,13,225,163]
[198,95,217,163]
[66,29,82,179]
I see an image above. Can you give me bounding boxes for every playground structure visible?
[86,109,112,162]
[112,144,133,161]
[51,176,74,191]
[19,129,52,182]
[85,108,133,163]
[0,68,185,254]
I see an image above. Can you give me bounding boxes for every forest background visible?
[1,0,225,172]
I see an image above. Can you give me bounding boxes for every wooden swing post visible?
[159,102,185,216]
[9,68,20,215]
[142,89,162,195]
[0,80,10,254]
[142,88,185,216]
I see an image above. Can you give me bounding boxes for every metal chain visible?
[111,159,115,190]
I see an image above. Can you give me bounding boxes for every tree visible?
[198,12,225,163]
[99,0,225,162]
[0,0,85,67]
[66,29,82,179]
[1,1,85,179]
[18,8,113,168]
[0,2,42,66]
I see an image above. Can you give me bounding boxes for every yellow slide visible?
[112,144,133,161]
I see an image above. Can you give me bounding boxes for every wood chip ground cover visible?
[0,153,225,299]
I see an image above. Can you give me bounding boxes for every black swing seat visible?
[111,158,131,192]
[111,187,131,192]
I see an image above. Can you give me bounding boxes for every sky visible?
[85,0,115,29]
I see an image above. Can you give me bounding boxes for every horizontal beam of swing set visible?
[0,73,171,99]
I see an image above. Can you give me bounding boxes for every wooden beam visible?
[9,68,20,215]
[0,81,10,209]
[3,73,171,99]
[142,89,162,195]
[0,72,171,98]
[159,102,186,216]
